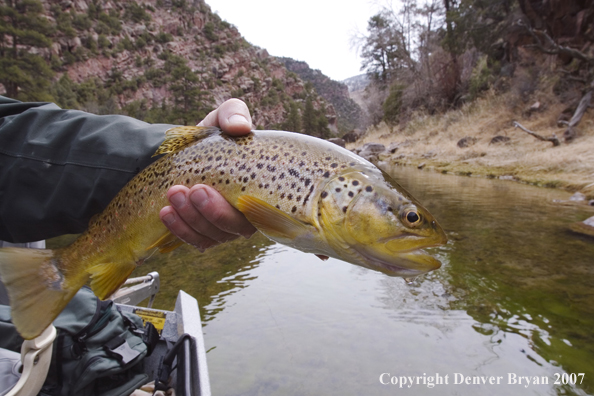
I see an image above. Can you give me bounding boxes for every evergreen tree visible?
[316,114,330,139]
[0,0,55,100]
[282,101,302,132]
[165,54,210,125]
[302,96,316,134]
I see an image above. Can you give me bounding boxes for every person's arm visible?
[0,96,255,245]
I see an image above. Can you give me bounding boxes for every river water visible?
[131,166,594,396]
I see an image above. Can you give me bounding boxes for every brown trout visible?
[0,126,446,339]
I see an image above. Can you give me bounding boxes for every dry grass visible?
[349,90,594,197]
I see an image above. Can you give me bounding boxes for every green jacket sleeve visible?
[0,96,178,243]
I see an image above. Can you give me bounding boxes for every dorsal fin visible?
[152,126,220,157]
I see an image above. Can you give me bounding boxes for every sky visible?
[204,0,383,82]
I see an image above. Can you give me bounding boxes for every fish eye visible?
[403,210,422,226]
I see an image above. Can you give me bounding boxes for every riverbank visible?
[347,91,594,199]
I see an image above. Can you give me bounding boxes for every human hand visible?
[160,99,257,251]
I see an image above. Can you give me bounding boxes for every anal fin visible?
[87,261,136,300]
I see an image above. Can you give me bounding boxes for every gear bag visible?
[0,287,152,396]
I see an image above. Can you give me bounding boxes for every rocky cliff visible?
[0,0,336,133]
[279,57,366,134]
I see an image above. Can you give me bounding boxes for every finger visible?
[159,205,219,252]
[188,185,257,238]
[164,185,240,245]
[198,98,252,135]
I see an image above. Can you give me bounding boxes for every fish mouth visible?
[353,246,442,277]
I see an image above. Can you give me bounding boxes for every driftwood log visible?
[513,121,560,146]
[561,88,592,142]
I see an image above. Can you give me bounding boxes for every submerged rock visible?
[570,216,594,237]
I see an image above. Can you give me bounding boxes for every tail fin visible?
[0,248,83,340]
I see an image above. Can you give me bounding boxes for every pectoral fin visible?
[146,231,184,253]
[236,195,311,240]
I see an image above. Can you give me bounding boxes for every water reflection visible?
[388,165,594,395]
[126,232,273,319]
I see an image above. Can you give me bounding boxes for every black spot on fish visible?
[342,206,348,213]
[201,176,206,181]
[243,176,249,183]
[256,163,264,169]
[242,186,246,191]
[296,196,301,202]
[250,173,256,179]
[338,177,345,182]
[304,178,311,186]
[276,204,281,209]
[303,193,310,205]
[288,194,293,200]
[215,156,222,161]
[301,151,306,156]
[271,154,279,161]
[323,171,330,178]
[267,165,276,172]
[288,169,299,178]
[292,206,297,213]
[331,163,338,168]
[264,183,270,188]
[281,193,286,199]
[348,191,354,197]
[226,179,230,184]
[352,180,359,186]
[279,173,286,179]
[366,186,373,192]
[335,188,341,192]
[325,156,331,161]
[321,191,328,199]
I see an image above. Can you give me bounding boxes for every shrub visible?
[383,83,404,125]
